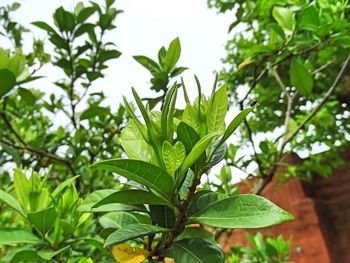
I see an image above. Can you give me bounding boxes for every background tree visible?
[0,0,124,193]
[208,0,350,194]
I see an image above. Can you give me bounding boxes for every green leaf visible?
[298,5,319,31]
[217,107,253,147]
[180,132,220,173]
[133,55,160,75]
[120,119,157,164]
[207,84,228,133]
[27,207,57,234]
[11,250,43,263]
[32,21,57,35]
[272,6,295,34]
[79,189,147,213]
[93,189,172,208]
[51,175,80,199]
[177,122,200,153]
[76,7,96,23]
[290,58,313,96]
[37,245,70,260]
[0,229,41,246]
[188,191,220,216]
[188,194,293,228]
[54,7,76,32]
[91,159,175,199]
[165,238,224,263]
[104,223,170,247]
[8,50,26,77]
[17,88,36,105]
[207,143,227,169]
[176,227,215,242]
[0,69,16,97]
[80,106,110,120]
[79,189,117,212]
[99,49,121,63]
[0,190,25,217]
[164,37,181,72]
[162,141,186,175]
[99,212,139,229]
[149,205,175,228]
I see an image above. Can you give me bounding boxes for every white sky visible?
[4,0,235,108]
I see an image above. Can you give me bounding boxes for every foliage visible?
[208,0,350,189]
[0,0,124,194]
[0,1,300,262]
[85,77,293,261]
[0,168,109,262]
[228,233,292,263]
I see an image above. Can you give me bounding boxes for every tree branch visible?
[255,54,350,195]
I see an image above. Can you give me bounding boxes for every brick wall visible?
[222,151,350,263]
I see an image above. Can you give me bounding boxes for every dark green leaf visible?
[77,7,96,23]
[149,205,175,228]
[176,227,215,242]
[165,238,224,263]
[93,189,172,208]
[290,58,313,96]
[32,21,57,35]
[27,207,57,234]
[0,69,16,97]
[104,223,169,247]
[91,159,175,199]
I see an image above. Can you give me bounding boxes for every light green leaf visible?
[52,175,80,199]
[120,119,157,164]
[37,245,70,260]
[162,141,186,175]
[0,190,25,217]
[165,238,224,263]
[104,223,170,247]
[217,107,253,148]
[93,189,172,208]
[27,207,57,234]
[99,212,139,229]
[290,58,313,96]
[180,132,220,173]
[188,194,293,228]
[207,84,228,133]
[0,229,41,246]
[91,159,175,199]
[272,6,295,34]
[164,37,181,72]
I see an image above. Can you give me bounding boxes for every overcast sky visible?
[4,0,235,107]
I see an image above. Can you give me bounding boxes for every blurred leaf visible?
[0,229,41,245]
[290,58,313,96]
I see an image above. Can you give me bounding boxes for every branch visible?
[255,54,350,195]
[0,137,75,175]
